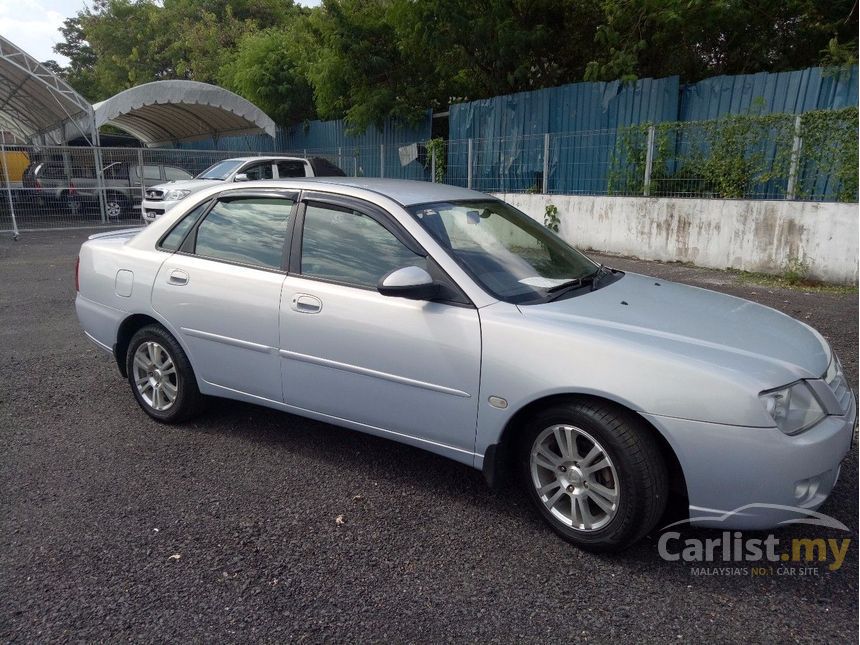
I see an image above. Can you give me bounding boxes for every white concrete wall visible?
[494,193,859,284]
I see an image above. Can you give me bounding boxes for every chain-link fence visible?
[2,108,855,234]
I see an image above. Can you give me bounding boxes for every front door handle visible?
[291,293,322,314]
[168,269,189,286]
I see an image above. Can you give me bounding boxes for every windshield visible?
[195,160,244,180]
[408,199,599,304]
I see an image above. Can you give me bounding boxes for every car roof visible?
[222,156,309,162]
[286,177,490,206]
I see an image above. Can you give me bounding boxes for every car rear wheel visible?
[518,400,667,552]
[105,194,130,219]
[126,325,204,423]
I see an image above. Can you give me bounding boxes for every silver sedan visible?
[75,178,856,552]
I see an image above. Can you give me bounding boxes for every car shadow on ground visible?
[176,395,857,595]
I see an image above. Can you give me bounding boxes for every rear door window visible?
[193,196,294,269]
[276,160,307,178]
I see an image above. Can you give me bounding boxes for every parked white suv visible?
[140,156,344,223]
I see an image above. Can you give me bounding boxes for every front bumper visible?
[643,391,856,529]
[140,198,180,223]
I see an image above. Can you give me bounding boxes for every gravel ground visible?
[1,230,857,643]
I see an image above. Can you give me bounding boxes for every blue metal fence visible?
[173,66,857,200]
[446,66,857,197]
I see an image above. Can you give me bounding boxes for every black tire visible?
[105,193,130,219]
[61,192,82,217]
[125,324,204,423]
[518,400,667,553]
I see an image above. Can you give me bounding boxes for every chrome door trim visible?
[181,327,274,354]
[278,349,471,398]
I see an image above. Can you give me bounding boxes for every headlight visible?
[164,189,192,201]
[759,381,826,435]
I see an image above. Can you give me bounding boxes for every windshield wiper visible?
[544,264,614,301]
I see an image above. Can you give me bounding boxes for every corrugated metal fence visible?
[447,66,858,195]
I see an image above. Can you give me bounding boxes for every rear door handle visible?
[168,269,188,286]
[291,293,322,314]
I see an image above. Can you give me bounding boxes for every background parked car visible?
[140,156,345,223]
[21,160,193,219]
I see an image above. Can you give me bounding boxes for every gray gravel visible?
[1,230,857,643]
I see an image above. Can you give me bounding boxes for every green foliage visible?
[782,256,812,285]
[609,108,858,202]
[544,203,560,232]
[584,0,858,83]
[424,138,447,183]
[219,28,315,125]
[51,0,858,134]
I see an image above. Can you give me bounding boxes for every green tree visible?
[220,27,316,125]
[584,0,858,82]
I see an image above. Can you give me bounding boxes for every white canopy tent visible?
[89,80,277,146]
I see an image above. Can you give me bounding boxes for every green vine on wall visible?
[425,137,447,183]
[608,107,858,202]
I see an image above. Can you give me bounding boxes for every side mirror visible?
[234,173,249,182]
[377,266,441,301]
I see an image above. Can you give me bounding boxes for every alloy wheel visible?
[132,341,178,411]
[529,424,620,531]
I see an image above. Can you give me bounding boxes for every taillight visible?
[69,181,77,196]
[75,256,80,292]
[35,178,42,190]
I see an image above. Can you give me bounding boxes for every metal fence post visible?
[137,148,146,212]
[1,140,19,239]
[430,145,436,183]
[467,138,473,189]
[338,146,342,171]
[643,125,656,196]
[786,115,803,200]
[542,133,550,193]
[380,144,385,178]
[91,115,108,222]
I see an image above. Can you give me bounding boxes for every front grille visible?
[145,189,164,201]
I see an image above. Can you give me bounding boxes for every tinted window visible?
[142,165,161,180]
[159,202,209,251]
[242,162,274,180]
[196,160,243,180]
[194,197,293,269]
[301,204,424,288]
[165,166,192,180]
[276,160,307,178]
[103,163,129,179]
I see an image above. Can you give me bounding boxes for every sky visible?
[0,0,321,66]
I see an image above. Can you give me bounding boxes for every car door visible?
[152,192,297,402]
[238,161,275,181]
[279,194,482,459]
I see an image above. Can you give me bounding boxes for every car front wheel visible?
[519,400,667,552]
[126,325,203,423]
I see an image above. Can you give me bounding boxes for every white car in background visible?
[140,156,345,223]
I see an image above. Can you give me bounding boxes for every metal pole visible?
[380,144,385,178]
[542,133,550,193]
[338,146,342,171]
[430,145,436,183]
[90,114,107,222]
[467,138,473,189]
[1,140,19,240]
[643,125,656,197]
[137,148,146,215]
[786,115,803,200]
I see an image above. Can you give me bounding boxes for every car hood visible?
[519,272,830,386]
[149,179,220,193]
